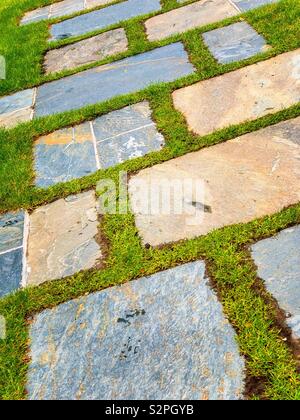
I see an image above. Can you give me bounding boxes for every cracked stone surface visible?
[50,0,161,41]
[251,226,300,340]
[44,28,128,74]
[33,102,164,187]
[0,89,35,129]
[26,261,245,400]
[203,22,268,64]
[129,117,300,246]
[34,42,194,118]
[21,0,120,25]
[145,0,239,42]
[26,191,102,286]
[0,211,25,297]
[173,48,300,136]
[232,0,279,12]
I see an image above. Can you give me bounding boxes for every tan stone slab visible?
[129,117,300,246]
[0,108,32,129]
[26,191,102,286]
[44,28,128,74]
[145,0,239,42]
[173,49,300,136]
[85,0,116,7]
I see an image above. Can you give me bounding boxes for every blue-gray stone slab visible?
[0,89,34,116]
[50,0,161,41]
[34,123,97,187]
[34,43,194,118]
[203,22,267,64]
[27,261,245,400]
[251,226,300,339]
[232,0,279,11]
[94,102,164,168]
[0,248,23,298]
[0,211,25,254]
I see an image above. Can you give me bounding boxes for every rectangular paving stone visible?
[203,22,268,64]
[27,261,245,400]
[44,28,128,74]
[145,0,239,42]
[232,0,279,12]
[129,117,300,246]
[50,0,85,19]
[0,248,24,298]
[50,0,161,41]
[34,42,195,118]
[26,191,102,286]
[0,89,35,129]
[34,123,97,188]
[93,102,165,168]
[21,6,50,25]
[173,48,300,136]
[0,211,25,298]
[251,226,300,339]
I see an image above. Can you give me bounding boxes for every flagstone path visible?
[26,261,245,400]
[0,0,299,401]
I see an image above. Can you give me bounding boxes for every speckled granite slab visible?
[251,226,300,339]
[203,22,268,64]
[26,261,245,400]
[34,42,194,118]
[50,0,161,41]
[173,48,300,136]
[129,117,300,246]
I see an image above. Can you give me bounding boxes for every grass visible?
[0,0,300,400]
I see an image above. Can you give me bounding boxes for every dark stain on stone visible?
[189,201,212,213]
[117,309,146,327]
[119,337,141,361]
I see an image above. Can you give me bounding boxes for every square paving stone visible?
[251,226,300,339]
[50,0,161,41]
[93,102,165,168]
[129,117,300,246]
[203,22,268,64]
[0,89,35,129]
[173,48,300,136]
[232,0,279,12]
[0,248,23,298]
[0,211,25,254]
[34,123,97,188]
[26,191,102,286]
[44,28,128,74]
[34,43,195,118]
[145,0,239,42]
[26,261,245,400]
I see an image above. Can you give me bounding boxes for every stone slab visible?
[173,48,300,136]
[0,248,23,298]
[34,42,194,118]
[34,123,97,187]
[0,89,35,129]
[50,0,161,41]
[232,0,279,12]
[27,261,245,400]
[129,117,300,246]
[21,0,117,25]
[44,28,128,74]
[26,191,102,286]
[203,22,268,64]
[251,226,300,340]
[145,0,239,42]
[94,101,165,168]
[0,211,25,253]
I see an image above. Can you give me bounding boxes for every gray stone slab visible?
[0,248,23,298]
[50,0,161,41]
[21,6,50,25]
[203,22,268,64]
[0,211,25,254]
[34,123,97,188]
[44,28,128,74]
[94,102,164,168]
[34,42,194,118]
[232,0,279,12]
[251,226,300,339]
[0,89,35,129]
[50,0,85,19]
[27,261,245,400]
